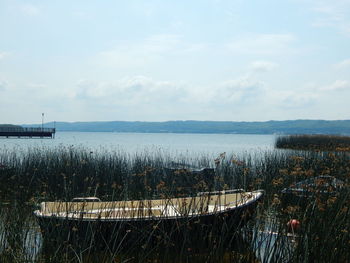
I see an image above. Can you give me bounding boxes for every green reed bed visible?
[0,146,349,262]
[0,146,216,202]
[276,134,350,151]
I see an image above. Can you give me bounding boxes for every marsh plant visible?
[0,146,349,262]
[276,134,350,151]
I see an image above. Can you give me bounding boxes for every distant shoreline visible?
[21,120,350,135]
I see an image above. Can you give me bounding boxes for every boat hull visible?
[35,190,264,249]
[36,197,262,249]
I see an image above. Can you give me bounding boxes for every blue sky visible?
[0,0,349,124]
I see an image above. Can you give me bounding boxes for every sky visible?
[0,0,350,124]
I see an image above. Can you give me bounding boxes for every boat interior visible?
[36,190,263,219]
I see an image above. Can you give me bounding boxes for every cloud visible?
[334,59,350,69]
[2,73,348,122]
[72,76,265,116]
[66,74,271,121]
[0,80,8,91]
[62,76,202,121]
[250,61,278,72]
[73,76,188,106]
[94,34,208,70]
[95,34,182,69]
[212,77,265,104]
[226,34,297,55]
[321,80,350,91]
[135,34,182,53]
[0,52,10,60]
[310,0,350,36]
[19,4,40,16]
[275,90,318,109]
[74,79,105,98]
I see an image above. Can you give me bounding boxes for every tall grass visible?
[0,146,349,262]
[276,134,350,151]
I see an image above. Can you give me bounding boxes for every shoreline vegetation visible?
[276,134,350,151]
[0,141,349,262]
[20,119,350,134]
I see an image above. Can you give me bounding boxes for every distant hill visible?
[22,120,350,135]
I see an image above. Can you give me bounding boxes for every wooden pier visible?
[0,127,56,138]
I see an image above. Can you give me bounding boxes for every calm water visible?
[0,132,275,157]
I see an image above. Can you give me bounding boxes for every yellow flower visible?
[272,196,281,205]
[327,196,337,206]
[272,177,284,186]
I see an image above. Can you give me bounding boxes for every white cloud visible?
[75,79,106,98]
[321,80,350,91]
[281,92,317,108]
[250,61,278,72]
[334,59,350,69]
[310,0,350,36]
[226,34,297,55]
[73,76,188,106]
[65,76,276,121]
[138,34,182,53]
[95,34,182,69]
[2,73,348,122]
[0,81,69,123]
[59,76,201,121]
[0,52,10,60]
[63,74,271,121]
[0,80,8,91]
[19,4,40,16]
[212,77,265,104]
[1,1,350,123]
[94,34,208,70]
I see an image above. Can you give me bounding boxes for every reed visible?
[0,146,349,262]
[275,134,350,151]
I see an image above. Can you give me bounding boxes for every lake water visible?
[0,132,276,158]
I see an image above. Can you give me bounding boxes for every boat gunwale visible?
[34,190,264,222]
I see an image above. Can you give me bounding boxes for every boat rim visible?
[34,190,264,222]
